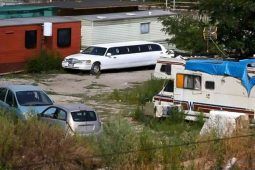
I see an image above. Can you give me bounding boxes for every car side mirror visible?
[106,53,112,57]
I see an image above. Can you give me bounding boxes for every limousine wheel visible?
[91,62,101,75]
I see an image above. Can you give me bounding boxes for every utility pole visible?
[173,0,176,10]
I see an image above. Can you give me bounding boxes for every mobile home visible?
[153,58,255,121]
[76,10,176,48]
[0,16,81,74]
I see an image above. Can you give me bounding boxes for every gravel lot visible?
[1,69,154,119]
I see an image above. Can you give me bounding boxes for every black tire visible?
[90,62,101,75]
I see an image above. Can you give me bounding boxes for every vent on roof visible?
[96,16,106,19]
[126,13,136,16]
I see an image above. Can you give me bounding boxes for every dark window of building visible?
[25,30,37,49]
[205,81,215,90]
[160,64,171,75]
[57,28,71,48]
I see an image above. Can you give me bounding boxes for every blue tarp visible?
[185,59,255,94]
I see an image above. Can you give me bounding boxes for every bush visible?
[26,50,63,73]
[0,111,95,169]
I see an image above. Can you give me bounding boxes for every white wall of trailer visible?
[153,60,255,120]
[81,17,173,48]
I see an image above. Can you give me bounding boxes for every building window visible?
[25,30,37,49]
[205,81,215,90]
[57,28,71,48]
[140,23,150,34]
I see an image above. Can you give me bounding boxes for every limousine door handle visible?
[113,57,117,59]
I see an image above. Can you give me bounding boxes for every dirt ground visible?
[1,69,154,120]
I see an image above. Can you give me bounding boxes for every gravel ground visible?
[1,69,154,119]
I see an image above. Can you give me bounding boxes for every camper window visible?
[164,80,174,92]
[160,64,171,75]
[205,81,215,90]
[183,75,201,90]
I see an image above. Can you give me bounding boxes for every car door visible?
[41,107,67,130]
[5,89,18,113]
[103,47,122,69]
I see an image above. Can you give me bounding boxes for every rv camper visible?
[153,58,255,122]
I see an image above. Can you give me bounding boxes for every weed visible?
[26,50,63,73]
[108,78,164,105]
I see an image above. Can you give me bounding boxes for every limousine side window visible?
[82,46,107,56]
[106,44,163,55]
[151,44,162,51]
[140,45,149,52]
[129,45,140,53]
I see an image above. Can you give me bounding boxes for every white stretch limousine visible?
[62,41,167,74]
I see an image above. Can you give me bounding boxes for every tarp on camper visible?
[185,59,255,94]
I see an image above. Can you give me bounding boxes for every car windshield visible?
[16,91,53,106]
[71,111,97,122]
[81,46,107,56]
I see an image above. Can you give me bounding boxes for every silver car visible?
[39,103,102,135]
[0,84,53,119]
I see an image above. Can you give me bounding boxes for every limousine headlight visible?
[80,60,91,64]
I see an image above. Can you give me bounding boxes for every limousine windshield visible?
[82,46,107,56]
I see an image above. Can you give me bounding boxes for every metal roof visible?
[75,9,176,22]
[35,0,141,9]
[0,5,55,12]
[0,16,79,27]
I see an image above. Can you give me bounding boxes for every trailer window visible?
[140,22,150,34]
[164,80,174,92]
[160,64,171,75]
[25,30,37,49]
[57,28,71,48]
[205,81,215,90]
[176,74,201,90]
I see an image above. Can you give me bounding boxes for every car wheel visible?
[91,62,101,75]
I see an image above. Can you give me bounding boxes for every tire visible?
[90,62,101,75]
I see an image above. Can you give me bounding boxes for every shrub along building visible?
[0,16,81,74]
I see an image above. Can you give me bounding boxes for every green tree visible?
[160,0,255,57]
[160,15,208,54]
[199,0,255,57]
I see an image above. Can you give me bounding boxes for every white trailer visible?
[153,58,255,122]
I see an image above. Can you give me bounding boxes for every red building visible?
[0,16,81,74]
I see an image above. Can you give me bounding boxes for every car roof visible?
[0,84,43,92]
[53,103,94,112]
[89,41,159,48]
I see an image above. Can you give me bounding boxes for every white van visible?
[62,41,166,74]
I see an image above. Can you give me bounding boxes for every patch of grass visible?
[85,83,109,89]
[108,78,165,105]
